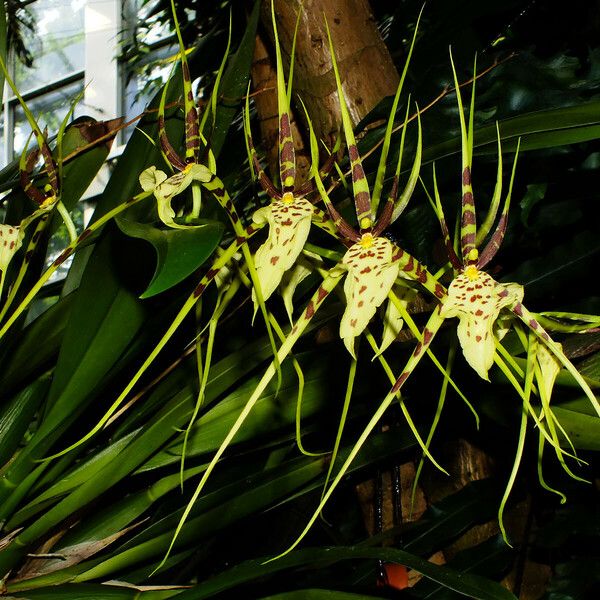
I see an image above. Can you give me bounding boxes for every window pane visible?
[15,0,86,93]
[12,80,85,158]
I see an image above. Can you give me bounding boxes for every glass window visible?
[12,79,85,157]
[14,0,86,93]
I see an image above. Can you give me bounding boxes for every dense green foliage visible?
[0,1,598,598]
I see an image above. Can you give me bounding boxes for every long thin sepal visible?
[266,306,446,562]
[325,19,372,232]
[478,138,520,269]
[449,50,477,265]
[303,100,359,242]
[432,164,462,271]
[170,0,199,161]
[152,271,342,574]
[475,123,503,246]
[158,67,186,171]
[371,6,423,214]
[272,0,296,192]
[243,85,281,199]
[389,103,423,227]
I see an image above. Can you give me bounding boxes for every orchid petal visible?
[340,236,401,358]
[280,251,322,323]
[379,285,417,355]
[536,341,562,402]
[251,196,314,309]
[141,164,212,228]
[441,269,516,380]
[0,225,24,274]
[139,166,168,192]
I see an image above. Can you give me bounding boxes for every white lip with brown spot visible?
[340,236,401,358]
[251,196,314,309]
[440,267,519,380]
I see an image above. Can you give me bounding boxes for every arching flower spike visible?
[244,1,337,312]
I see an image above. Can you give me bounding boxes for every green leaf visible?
[501,231,600,300]
[171,546,516,600]
[0,377,49,467]
[209,0,260,157]
[553,398,600,450]
[424,101,600,161]
[116,218,224,298]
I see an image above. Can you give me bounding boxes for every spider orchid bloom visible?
[244,5,336,311]
[430,54,526,380]
[434,55,600,422]
[312,19,425,358]
[139,163,211,229]
[138,0,215,229]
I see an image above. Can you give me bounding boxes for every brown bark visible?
[260,0,400,145]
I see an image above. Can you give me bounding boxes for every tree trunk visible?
[259,0,400,146]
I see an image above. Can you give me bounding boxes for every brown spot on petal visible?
[270,256,280,265]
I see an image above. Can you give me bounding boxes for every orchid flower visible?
[243,1,336,312]
[428,54,599,425]
[309,18,435,358]
[137,0,215,229]
[270,52,600,561]
[0,55,82,303]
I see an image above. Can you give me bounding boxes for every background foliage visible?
[0,0,599,598]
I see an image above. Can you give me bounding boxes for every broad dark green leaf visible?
[552,398,600,450]
[116,218,224,298]
[501,230,600,299]
[423,102,600,162]
[0,293,73,394]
